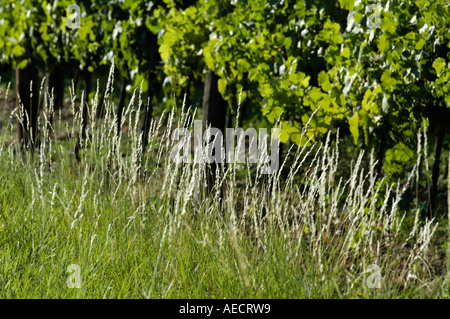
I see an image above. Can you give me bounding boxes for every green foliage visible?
[0,0,169,96]
[159,3,209,101]
[99,0,165,93]
[0,0,73,69]
[320,0,450,179]
[159,0,349,139]
[1,0,450,182]
[159,0,450,180]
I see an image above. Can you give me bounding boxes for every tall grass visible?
[0,67,448,298]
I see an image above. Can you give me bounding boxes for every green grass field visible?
[0,78,449,299]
